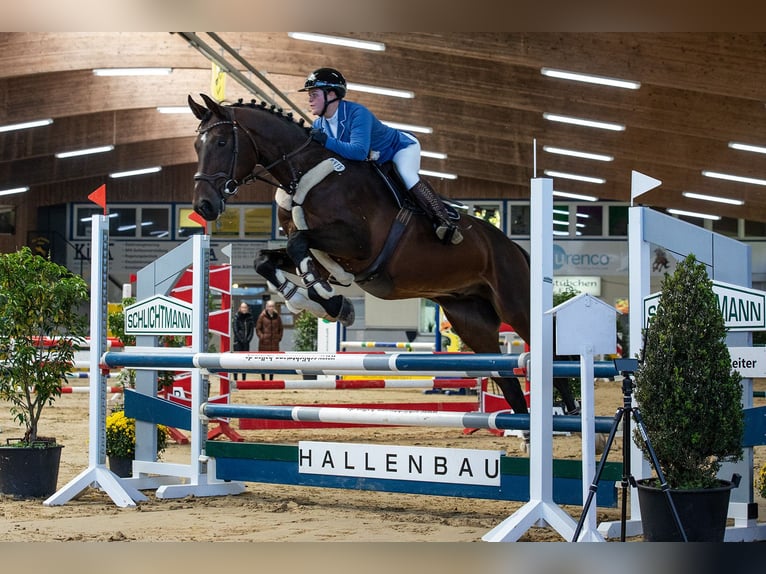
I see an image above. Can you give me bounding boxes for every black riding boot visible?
[409,179,463,245]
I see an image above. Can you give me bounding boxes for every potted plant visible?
[105,409,169,477]
[0,247,88,497]
[293,310,318,379]
[633,253,745,541]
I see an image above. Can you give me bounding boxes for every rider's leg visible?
[393,138,463,245]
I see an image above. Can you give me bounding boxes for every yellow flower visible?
[756,462,766,499]
[105,410,169,459]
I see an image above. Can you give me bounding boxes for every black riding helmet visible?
[299,67,347,99]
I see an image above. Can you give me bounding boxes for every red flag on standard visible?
[88,184,107,213]
[189,211,208,233]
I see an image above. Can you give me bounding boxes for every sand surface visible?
[1,374,764,543]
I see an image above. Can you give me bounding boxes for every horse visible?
[188,93,532,415]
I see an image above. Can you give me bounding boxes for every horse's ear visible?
[188,94,210,121]
[200,93,228,119]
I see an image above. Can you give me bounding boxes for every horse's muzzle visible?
[193,196,223,221]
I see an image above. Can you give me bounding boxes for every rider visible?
[299,67,463,245]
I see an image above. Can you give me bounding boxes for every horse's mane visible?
[229,98,311,136]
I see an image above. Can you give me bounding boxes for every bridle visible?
[193,108,313,209]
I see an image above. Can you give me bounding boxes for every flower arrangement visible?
[757,461,766,499]
[105,410,169,459]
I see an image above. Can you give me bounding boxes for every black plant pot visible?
[0,441,64,498]
[636,478,735,541]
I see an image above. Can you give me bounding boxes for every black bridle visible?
[193,108,313,208]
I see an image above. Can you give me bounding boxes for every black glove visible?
[310,128,328,145]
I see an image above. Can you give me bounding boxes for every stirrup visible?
[435,224,463,245]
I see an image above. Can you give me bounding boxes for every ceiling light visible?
[668,208,721,221]
[109,166,162,178]
[553,220,568,226]
[382,121,432,134]
[729,142,766,155]
[346,82,413,98]
[287,32,385,52]
[0,118,53,133]
[419,169,457,180]
[544,170,605,184]
[421,150,447,159]
[55,145,114,159]
[541,67,641,90]
[543,113,625,131]
[93,68,172,76]
[682,191,744,206]
[157,106,192,114]
[0,186,29,197]
[702,170,766,187]
[543,146,613,161]
[552,190,598,202]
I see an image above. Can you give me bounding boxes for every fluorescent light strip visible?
[0,186,29,197]
[419,169,457,180]
[0,118,53,133]
[347,82,414,99]
[288,32,385,52]
[109,166,162,178]
[421,150,447,159]
[543,113,625,131]
[55,145,114,159]
[552,190,598,202]
[702,170,766,187]
[543,145,613,161]
[729,142,766,155]
[541,67,641,90]
[157,106,192,114]
[668,208,721,221]
[544,170,605,184]
[682,191,744,206]
[93,68,172,76]
[383,121,432,134]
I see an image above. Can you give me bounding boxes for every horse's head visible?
[188,93,260,221]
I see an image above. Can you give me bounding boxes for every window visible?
[712,216,739,238]
[471,203,502,229]
[244,206,273,238]
[178,207,205,237]
[745,220,766,238]
[576,205,603,236]
[74,204,171,239]
[510,204,530,236]
[608,205,628,236]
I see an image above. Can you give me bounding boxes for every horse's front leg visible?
[254,249,329,319]
[286,230,355,326]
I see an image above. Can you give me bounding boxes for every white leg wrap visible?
[298,257,335,300]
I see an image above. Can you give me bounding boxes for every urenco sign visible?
[644,280,766,332]
[124,294,193,336]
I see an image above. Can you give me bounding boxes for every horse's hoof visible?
[337,298,355,327]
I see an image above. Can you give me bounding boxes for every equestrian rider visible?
[300,67,463,245]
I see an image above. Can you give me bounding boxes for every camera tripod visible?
[572,363,687,542]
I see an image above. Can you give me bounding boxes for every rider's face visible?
[307,89,325,116]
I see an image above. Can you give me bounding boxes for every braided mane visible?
[230,98,310,134]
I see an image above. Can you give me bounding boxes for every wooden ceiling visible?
[1,32,766,223]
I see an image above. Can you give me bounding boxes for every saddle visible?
[371,162,462,221]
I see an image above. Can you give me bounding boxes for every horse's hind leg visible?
[435,296,529,415]
[286,230,355,326]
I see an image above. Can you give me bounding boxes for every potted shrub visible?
[293,310,318,379]
[0,247,88,497]
[105,409,169,477]
[633,253,744,541]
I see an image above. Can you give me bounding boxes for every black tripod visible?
[572,359,687,542]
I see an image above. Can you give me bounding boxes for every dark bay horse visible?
[188,93,531,414]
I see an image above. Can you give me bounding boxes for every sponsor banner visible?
[298,441,501,487]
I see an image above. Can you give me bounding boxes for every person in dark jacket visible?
[231,301,254,381]
[255,299,284,380]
